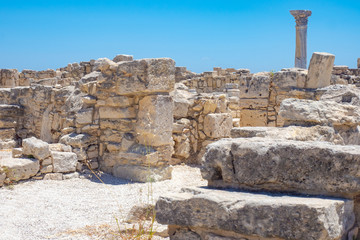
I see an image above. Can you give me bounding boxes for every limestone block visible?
[75,108,93,125]
[99,119,132,131]
[202,99,217,114]
[112,54,133,63]
[174,139,190,159]
[49,143,72,152]
[93,58,117,73]
[136,95,173,147]
[306,52,335,88]
[239,109,267,127]
[202,138,360,198]
[43,173,63,180]
[238,98,268,109]
[239,72,270,98]
[273,68,308,89]
[230,125,343,143]
[156,187,355,240]
[112,165,172,182]
[60,133,95,148]
[203,113,232,139]
[115,58,175,94]
[279,98,360,127]
[102,96,134,107]
[22,137,51,160]
[318,84,360,106]
[40,164,53,173]
[52,151,78,173]
[0,158,39,181]
[99,107,136,119]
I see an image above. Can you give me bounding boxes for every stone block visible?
[230,125,341,143]
[112,54,134,63]
[99,107,136,119]
[273,68,308,89]
[238,98,268,109]
[43,173,63,180]
[60,133,95,148]
[114,58,175,94]
[306,52,335,88]
[279,98,360,127]
[48,143,72,152]
[75,108,93,125]
[52,151,78,173]
[203,113,232,139]
[239,72,270,98]
[0,69,19,87]
[239,109,267,127]
[156,187,355,240]
[0,158,39,181]
[136,95,173,147]
[22,137,51,160]
[112,165,172,182]
[202,138,360,198]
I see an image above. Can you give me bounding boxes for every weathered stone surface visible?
[306,52,335,88]
[239,109,267,127]
[99,107,136,119]
[52,151,78,173]
[239,72,270,98]
[112,54,133,63]
[171,83,195,119]
[136,95,174,146]
[22,137,51,160]
[317,84,360,106]
[114,58,175,94]
[231,125,343,144]
[43,173,63,180]
[203,113,232,138]
[156,187,354,240]
[273,68,308,88]
[93,58,117,73]
[0,158,39,181]
[60,133,95,148]
[202,138,360,198]
[279,98,360,127]
[75,108,93,125]
[48,143,72,152]
[112,165,172,182]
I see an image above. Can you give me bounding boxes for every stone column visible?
[290,10,312,69]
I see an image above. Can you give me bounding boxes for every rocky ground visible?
[0,165,206,240]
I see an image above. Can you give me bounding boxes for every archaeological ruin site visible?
[1,9,360,240]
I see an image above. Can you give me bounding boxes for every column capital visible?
[290,10,312,26]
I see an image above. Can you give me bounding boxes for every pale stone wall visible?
[0,55,177,182]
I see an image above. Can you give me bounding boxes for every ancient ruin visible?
[1,9,360,238]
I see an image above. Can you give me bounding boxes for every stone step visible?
[156,187,355,240]
[202,138,360,198]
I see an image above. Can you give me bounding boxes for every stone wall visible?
[0,55,177,182]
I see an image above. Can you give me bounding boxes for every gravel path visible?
[0,165,206,240]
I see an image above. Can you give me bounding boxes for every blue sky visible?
[0,0,359,73]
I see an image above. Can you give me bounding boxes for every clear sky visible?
[0,0,359,73]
